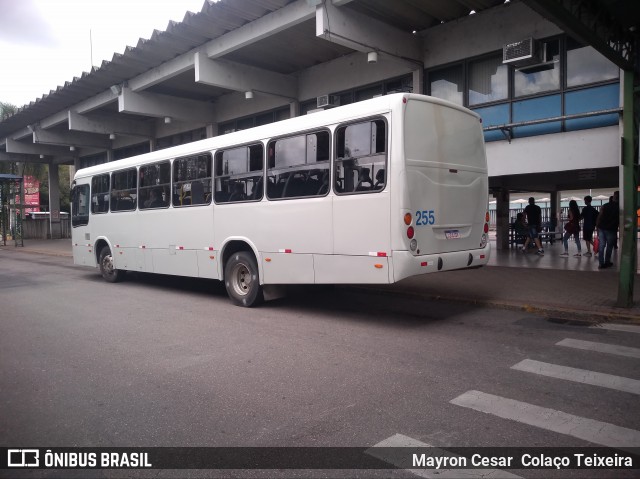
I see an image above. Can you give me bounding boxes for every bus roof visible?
[74,93,478,180]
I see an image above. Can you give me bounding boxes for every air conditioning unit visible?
[317,95,339,108]
[503,38,541,67]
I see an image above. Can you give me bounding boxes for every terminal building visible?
[0,0,637,295]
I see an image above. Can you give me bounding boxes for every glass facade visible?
[566,37,619,87]
[426,35,620,142]
[469,55,508,106]
[429,65,464,105]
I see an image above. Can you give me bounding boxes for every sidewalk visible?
[2,238,638,322]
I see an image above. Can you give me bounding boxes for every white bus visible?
[71,93,490,307]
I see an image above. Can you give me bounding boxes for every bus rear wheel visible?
[224,251,263,307]
[98,246,124,283]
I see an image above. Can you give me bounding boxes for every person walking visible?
[521,197,544,255]
[560,199,582,257]
[596,191,619,269]
[581,195,599,257]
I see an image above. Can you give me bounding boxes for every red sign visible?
[20,175,40,214]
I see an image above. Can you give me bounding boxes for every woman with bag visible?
[560,200,582,257]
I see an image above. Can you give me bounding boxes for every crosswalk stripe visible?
[450,390,640,450]
[368,433,522,479]
[556,338,640,358]
[591,323,640,334]
[511,359,640,395]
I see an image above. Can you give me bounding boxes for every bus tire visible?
[98,246,124,283]
[224,251,263,307]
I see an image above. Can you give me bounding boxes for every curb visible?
[0,247,73,258]
[348,286,640,324]
[3,246,638,323]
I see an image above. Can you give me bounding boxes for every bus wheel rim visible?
[102,254,114,276]
[231,262,251,296]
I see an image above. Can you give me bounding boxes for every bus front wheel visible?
[98,246,124,283]
[224,251,263,307]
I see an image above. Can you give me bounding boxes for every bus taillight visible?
[480,210,490,248]
[407,226,415,239]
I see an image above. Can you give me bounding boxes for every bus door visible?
[255,133,332,284]
[322,118,391,283]
[70,182,95,267]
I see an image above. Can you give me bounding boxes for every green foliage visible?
[1,101,70,212]
[0,101,17,121]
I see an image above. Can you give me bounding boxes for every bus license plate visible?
[445,230,460,239]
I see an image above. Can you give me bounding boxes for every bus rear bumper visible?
[392,245,491,282]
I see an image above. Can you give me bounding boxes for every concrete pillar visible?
[550,191,561,231]
[289,101,300,118]
[206,123,218,138]
[412,69,424,94]
[494,188,510,250]
[48,164,61,239]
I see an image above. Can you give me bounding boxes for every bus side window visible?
[139,161,170,210]
[267,131,329,200]
[173,153,212,207]
[214,144,264,204]
[110,168,137,212]
[334,119,387,195]
[91,174,110,214]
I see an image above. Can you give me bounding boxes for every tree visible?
[0,101,17,121]
[1,102,71,212]
[0,102,18,175]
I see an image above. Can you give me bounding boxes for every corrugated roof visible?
[0,0,294,135]
[1,0,579,139]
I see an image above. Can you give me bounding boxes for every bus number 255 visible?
[416,210,435,226]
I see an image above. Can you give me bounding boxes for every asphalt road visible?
[1,250,639,478]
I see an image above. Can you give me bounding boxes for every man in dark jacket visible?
[522,197,544,255]
[581,195,599,257]
[595,191,619,269]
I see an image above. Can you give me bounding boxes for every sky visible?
[0,0,206,108]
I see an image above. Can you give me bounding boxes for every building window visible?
[114,142,150,161]
[473,104,510,142]
[219,107,289,135]
[355,84,383,102]
[565,84,619,131]
[79,152,107,170]
[429,65,464,105]
[514,38,560,97]
[566,37,619,87]
[303,74,413,114]
[512,94,561,138]
[468,54,508,106]
[156,128,206,150]
[426,34,620,142]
